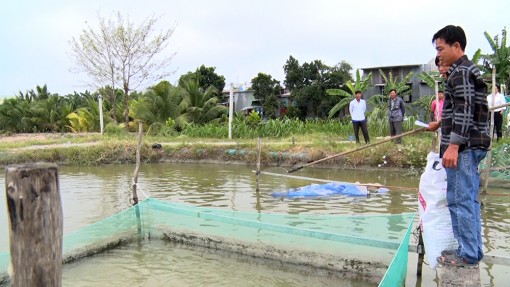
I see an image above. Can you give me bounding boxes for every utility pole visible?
[98,95,104,135]
[228,83,234,139]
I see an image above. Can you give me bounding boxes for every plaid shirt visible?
[440,55,491,156]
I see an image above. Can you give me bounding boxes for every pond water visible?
[1,163,509,286]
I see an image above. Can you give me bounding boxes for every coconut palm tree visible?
[0,98,34,132]
[130,80,182,133]
[30,95,71,132]
[66,98,104,132]
[174,78,227,129]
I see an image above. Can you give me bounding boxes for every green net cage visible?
[1,198,415,286]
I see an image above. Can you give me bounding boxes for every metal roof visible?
[360,64,422,70]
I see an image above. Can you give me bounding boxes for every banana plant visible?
[379,69,414,96]
[362,69,415,125]
[478,27,510,88]
[326,69,372,118]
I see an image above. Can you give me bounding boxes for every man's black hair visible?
[432,25,467,51]
[389,89,397,94]
[438,90,444,93]
[355,90,362,94]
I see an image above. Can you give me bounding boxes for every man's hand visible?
[426,121,441,132]
[442,144,459,168]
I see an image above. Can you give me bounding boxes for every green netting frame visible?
[481,143,510,181]
[378,212,415,287]
[1,198,416,285]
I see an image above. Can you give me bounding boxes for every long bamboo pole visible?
[481,67,497,195]
[258,170,417,191]
[287,127,427,173]
[257,171,509,196]
[489,102,510,111]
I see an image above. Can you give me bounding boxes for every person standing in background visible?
[487,84,506,141]
[349,90,370,144]
[436,55,450,80]
[430,56,449,122]
[387,89,405,144]
[431,90,445,121]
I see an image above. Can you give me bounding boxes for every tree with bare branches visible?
[69,11,176,129]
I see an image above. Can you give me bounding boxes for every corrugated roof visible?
[361,64,422,70]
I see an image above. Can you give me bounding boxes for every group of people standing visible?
[348,25,507,269]
[349,46,507,147]
[348,88,406,145]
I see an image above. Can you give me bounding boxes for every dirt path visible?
[0,133,60,143]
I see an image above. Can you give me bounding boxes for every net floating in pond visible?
[271,182,389,198]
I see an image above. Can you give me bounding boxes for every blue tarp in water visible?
[271,182,389,198]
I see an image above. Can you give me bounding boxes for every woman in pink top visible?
[431,90,445,121]
[431,56,448,121]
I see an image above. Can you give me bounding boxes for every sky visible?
[1,0,508,97]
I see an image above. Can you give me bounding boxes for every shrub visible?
[105,123,127,135]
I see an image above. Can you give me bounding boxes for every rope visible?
[131,184,152,240]
[138,186,151,199]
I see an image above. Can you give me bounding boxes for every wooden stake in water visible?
[132,121,143,205]
[5,163,63,287]
[256,137,262,191]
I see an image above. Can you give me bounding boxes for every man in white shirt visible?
[487,84,507,141]
[349,90,370,144]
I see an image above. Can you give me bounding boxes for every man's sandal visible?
[441,249,456,256]
[436,253,479,268]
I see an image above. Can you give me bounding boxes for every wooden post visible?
[5,163,62,287]
[132,122,143,205]
[416,226,424,277]
[256,137,262,191]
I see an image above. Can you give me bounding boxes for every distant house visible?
[275,89,293,117]
[361,58,438,103]
[221,86,298,118]
[221,88,262,116]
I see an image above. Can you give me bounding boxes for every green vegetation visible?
[2,123,509,177]
[1,21,509,172]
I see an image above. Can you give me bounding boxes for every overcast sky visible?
[1,0,508,97]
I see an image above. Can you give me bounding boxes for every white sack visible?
[418,152,457,270]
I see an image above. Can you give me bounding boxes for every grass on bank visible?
[1,118,508,173]
[0,129,436,171]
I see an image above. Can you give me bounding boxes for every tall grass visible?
[173,114,422,140]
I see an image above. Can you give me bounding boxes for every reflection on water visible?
[1,163,509,286]
[63,240,373,287]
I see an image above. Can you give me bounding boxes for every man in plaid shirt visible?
[427,25,491,268]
